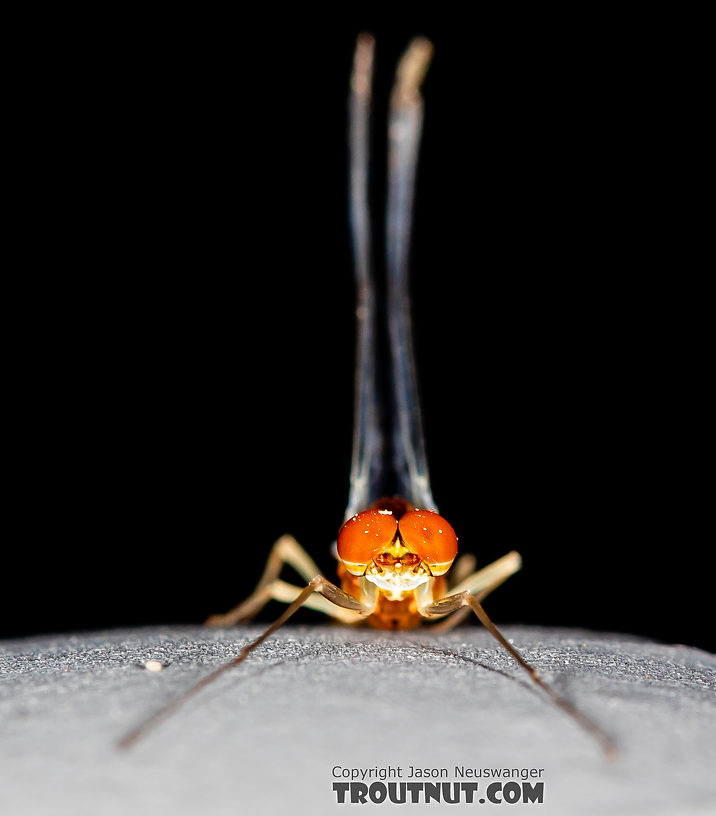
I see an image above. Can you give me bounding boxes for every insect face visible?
[337,508,458,594]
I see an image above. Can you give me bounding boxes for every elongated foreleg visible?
[119,575,375,750]
[419,590,617,758]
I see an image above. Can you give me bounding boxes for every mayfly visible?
[119,34,616,758]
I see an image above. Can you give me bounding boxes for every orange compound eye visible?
[337,509,399,575]
[398,510,458,576]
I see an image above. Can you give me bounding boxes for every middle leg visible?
[430,550,522,632]
[206,534,325,626]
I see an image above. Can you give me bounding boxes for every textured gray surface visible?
[0,625,714,816]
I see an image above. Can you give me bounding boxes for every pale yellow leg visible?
[449,553,477,587]
[449,551,521,597]
[429,551,521,632]
[270,579,364,624]
[207,535,334,626]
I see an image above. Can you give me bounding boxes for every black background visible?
[5,15,712,652]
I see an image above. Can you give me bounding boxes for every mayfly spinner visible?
[119,34,616,758]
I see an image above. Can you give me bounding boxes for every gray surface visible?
[0,625,714,816]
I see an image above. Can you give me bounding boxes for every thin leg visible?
[206,535,322,626]
[270,579,364,624]
[449,551,521,597]
[449,553,477,587]
[419,590,617,759]
[427,605,471,633]
[119,575,375,750]
[429,551,522,633]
